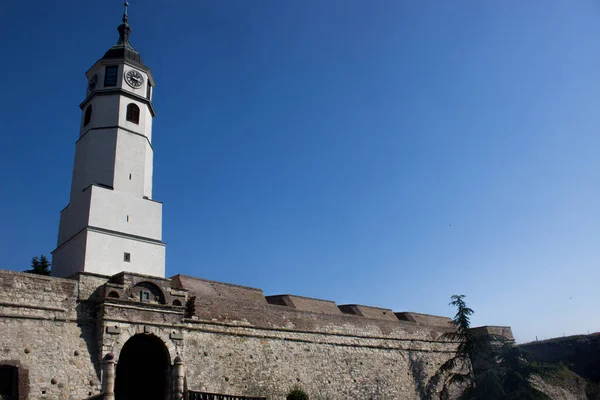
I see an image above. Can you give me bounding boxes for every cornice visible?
[77,125,153,151]
[80,88,156,117]
[53,223,166,254]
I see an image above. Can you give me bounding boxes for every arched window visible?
[126,103,140,124]
[83,105,92,126]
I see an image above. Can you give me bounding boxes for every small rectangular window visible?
[146,83,152,100]
[129,173,132,180]
[124,252,131,262]
[140,291,150,302]
[126,215,129,222]
[104,66,119,87]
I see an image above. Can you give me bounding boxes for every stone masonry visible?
[0,268,513,400]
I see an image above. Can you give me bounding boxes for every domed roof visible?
[102,2,144,65]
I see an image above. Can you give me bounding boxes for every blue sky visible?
[1,1,600,343]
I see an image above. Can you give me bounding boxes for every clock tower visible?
[52,3,166,278]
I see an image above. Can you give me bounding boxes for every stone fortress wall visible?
[168,275,460,399]
[0,270,100,399]
[0,268,512,400]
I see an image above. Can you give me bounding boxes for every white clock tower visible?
[52,4,166,278]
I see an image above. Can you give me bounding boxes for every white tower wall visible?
[52,14,165,278]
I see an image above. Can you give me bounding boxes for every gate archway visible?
[115,334,170,400]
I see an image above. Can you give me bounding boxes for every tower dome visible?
[102,2,144,65]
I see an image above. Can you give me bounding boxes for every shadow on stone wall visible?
[75,302,102,381]
[408,352,441,400]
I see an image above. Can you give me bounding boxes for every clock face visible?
[88,74,98,90]
[125,69,144,88]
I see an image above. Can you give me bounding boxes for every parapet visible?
[265,294,342,315]
[170,273,456,338]
[171,274,268,304]
[338,304,399,322]
[470,325,514,341]
[395,312,453,328]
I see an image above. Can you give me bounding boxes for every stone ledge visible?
[0,301,66,312]
[0,268,78,284]
[0,313,76,322]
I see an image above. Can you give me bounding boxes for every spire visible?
[102,2,144,65]
[119,2,130,37]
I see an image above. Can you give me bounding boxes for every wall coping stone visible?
[0,268,79,284]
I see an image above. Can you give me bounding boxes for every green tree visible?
[24,255,51,275]
[434,294,554,399]
[435,294,482,399]
[495,343,553,400]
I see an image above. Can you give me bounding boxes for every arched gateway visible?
[115,334,170,400]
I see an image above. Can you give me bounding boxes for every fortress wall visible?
[76,272,111,300]
[190,294,447,339]
[0,317,101,400]
[182,319,456,400]
[180,275,451,340]
[177,274,459,399]
[0,270,77,316]
[96,273,460,399]
[0,270,495,400]
[0,270,102,400]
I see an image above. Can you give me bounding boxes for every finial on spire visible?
[115,1,132,49]
[122,2,129,23]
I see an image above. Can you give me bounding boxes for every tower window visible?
[126,103,140,124]
[104,65,119,87]
[146,83,152,100]
[83,105,92,126]
[124,252,131,262]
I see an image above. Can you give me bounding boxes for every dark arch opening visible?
[115,334,170,400]
[0,365,19,400]
[108,291,119,298]
[172,299,182,306]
